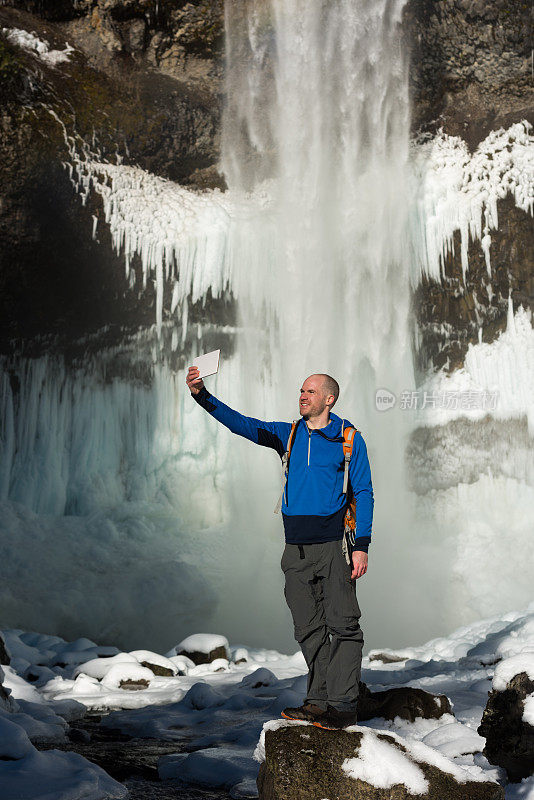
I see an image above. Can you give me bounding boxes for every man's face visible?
[299,375,331,418]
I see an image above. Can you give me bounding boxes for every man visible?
[186,367,374,730]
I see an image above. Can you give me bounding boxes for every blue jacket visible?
[193,387,374,553]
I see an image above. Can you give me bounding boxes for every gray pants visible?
[281,540,363,712]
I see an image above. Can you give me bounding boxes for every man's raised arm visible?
[186,366,290,456]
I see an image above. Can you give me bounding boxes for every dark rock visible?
[0,634,10,665]
[177,644,227,666]
[368,652,407,664]
[358,681,452,722]
[257,724,504,800]
[413,196,534,373]
[140,660,174,677]
[404,0,533,147]
[0,5,229,352]
[68,726,91,743]
[119,678,150,690]
[478,671,534,782]
[0,666,15,711]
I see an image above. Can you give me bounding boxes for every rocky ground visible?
[37,713,230,800]
[2,610,534,798]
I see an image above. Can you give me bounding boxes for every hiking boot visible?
[281,703,326,722]
[312,705,358,730]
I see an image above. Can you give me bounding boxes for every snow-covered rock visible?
[100,663,154,691]
[0,665,17,712]
[74,653,139,681]
[0,717,127,800]
[257,721,504,800]
[357,681,452,722]
[128,649,178,676]
[479,654,534,781]
[169,633,230,665]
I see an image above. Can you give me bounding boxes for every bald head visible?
[315,374,340,407]
[301,374,340,412]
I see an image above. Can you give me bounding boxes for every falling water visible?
[214,0,420,647]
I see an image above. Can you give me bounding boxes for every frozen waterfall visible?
[0,0,533,653]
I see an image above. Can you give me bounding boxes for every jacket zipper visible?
[307,426,311,466]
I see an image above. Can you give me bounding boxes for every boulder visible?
[178,644,228,666]
[478,667,534,781]
[140,660,174,677]
[0,666,17,712]
[174,633,230,666]
[257,722,504,800]
[358,681,452,722]
[0,633,10,665]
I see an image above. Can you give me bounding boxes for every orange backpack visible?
[274,419,358,563]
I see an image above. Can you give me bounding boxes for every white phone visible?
[192,349,220,379]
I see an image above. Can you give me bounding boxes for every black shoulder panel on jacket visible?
[257,428,285,458]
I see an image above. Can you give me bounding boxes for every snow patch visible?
[416,303,534,431]
[493,654,534,691]
[173,633,229,656]
[523,694,534,727]
[342,729,429,794]
[1,27,74,65]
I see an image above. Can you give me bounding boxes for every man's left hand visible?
[351,550,368,580]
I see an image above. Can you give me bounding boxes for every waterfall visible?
[0,1,532,652]
[218,0,420,647]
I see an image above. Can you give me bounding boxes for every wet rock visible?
[368,652,406,664]
[119,678,150,690]
[478,671,534,781]
[0,633,10,665]
[140,661,174,677]
[177,645,228,666]
[257,723,504,800]
[358,681,452,722]
[0,666,16,711]
[413,196,534,373]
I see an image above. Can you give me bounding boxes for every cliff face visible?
[0,0,531,363]
[408,0,532,146]
[0,1,225,350]
[406,0,533,371]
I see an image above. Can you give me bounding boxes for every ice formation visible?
[415,301,534,431]
[1,27,74,65]
[59,118,534,340]
[414,121,534,284]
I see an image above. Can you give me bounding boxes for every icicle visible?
[507,295,516,337]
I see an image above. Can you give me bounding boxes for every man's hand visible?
[186,366,205,396]
[351,550,368,580]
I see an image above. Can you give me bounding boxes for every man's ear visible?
[326,394,335,409]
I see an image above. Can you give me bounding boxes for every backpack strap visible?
[274,420,300,514]
[342,423,357,494]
